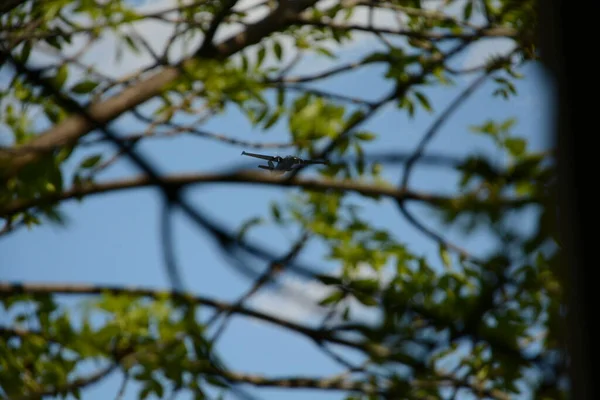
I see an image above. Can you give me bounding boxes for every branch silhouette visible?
[0,170,538,219]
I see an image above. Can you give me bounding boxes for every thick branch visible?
[0,171,537,218]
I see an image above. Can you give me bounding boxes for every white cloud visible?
[248,263,393,326]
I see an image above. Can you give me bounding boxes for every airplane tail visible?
[258,165,272,170]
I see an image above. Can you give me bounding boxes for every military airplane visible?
[241,151,328,174]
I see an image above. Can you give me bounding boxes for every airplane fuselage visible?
[274,156,303,171]
[261,156,304,172]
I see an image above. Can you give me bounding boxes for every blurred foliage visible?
[0,0,564,399]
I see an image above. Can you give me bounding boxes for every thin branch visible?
[281,83,377,106]
[400,73,491,189]
[115,371,130,400]
[288,17,518,41]
[273,49,305,80]
[396,70,495,262]
[265,57,378,84]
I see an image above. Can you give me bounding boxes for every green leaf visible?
[296,37,310,49]
[140,385,152,400]
[353,291,378,306]
[504,137,527,157]
[56,145,75,162]
[438,244,451,268]
[371,162,382,176]
[407,100,415,118]
[499,118,517,132]
[237,217,263,240]
[123,35,141,54]
[354,132,376,141]
[20,42,32,63]
[256,46,266,68]
[463,1,473,20]
[241,53,249,71]
[363,52,389,63]
[46,36,62,49]
[355,142,365,175]
[53,64,68,89]
[316,274,342,286]
[469,120,499,136]
[345,110,365,130]
[273,41,283,61]
[414,91,433,113]
[80,154,102,169]
[316,47,336,58]
[515,181,534,196]
[271,203,281,222]
[263,108,282,129]
[276,87,285,107]
[349,278,379,295]
[318,290,345,306]
[71,80,99,94]
[206,376,228,388]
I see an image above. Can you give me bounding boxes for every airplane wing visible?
[241,151,278,161]
[301,159,329,165]
[291,159,328,169]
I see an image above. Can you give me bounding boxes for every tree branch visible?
[0,171,537,218]
[202,368,379,394]
[265,57,378,84]
[288,17,518,41]
[396,68,497,263]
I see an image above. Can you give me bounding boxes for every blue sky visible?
[0,0,553,399]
